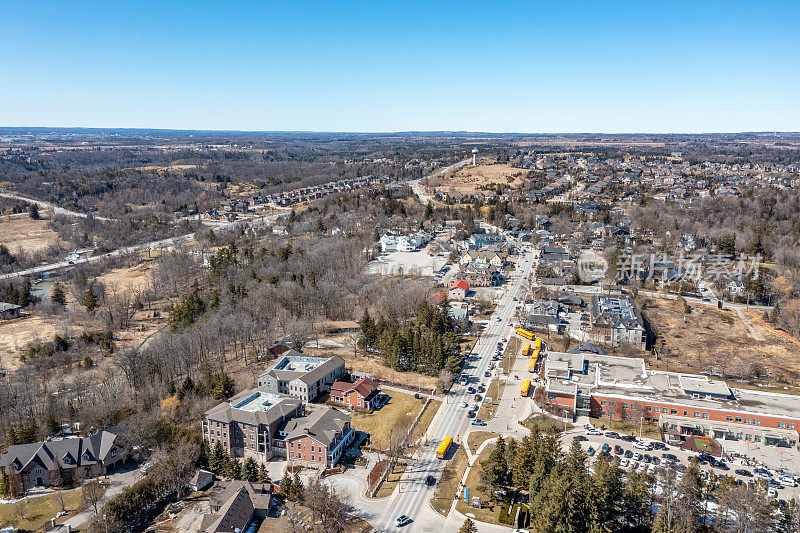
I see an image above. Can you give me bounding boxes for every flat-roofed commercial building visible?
[540,351,800,448]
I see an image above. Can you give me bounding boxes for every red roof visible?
[427,291,446,305]
[450,280,469,291]
[330,378,379,399]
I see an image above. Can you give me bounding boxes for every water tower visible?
[471,148,478,166]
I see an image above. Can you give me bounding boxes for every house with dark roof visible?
[257,351,345,402]
[330,378,380,410]
[589,295,647,350]
[201,480,271,533]
[0,430,131,497]
[0,302,21,320]
[276,407,355,469]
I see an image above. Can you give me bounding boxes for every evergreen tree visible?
[280,471,294,499]
[242,457,259,482]
[623,469,652,530]
[209,442,225,473]
[257,463,270,484]
[458,517,477,533]
[481,437,508,501]
[28,203,40,220]
[51,283,66,307]
[84,285,99,313]
[0,468,9,497]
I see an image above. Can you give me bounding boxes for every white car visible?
[585,428,603,436]
[630,461,639,470]
[394,515,412,527]
[620,458,629,468]
[768,487,778,499]
[777,475,797,487]
[634,440,652,450]
[633,453,643,461]
[755,472,771,481]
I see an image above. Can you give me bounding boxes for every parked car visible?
[613,445,623,455]
[471,419,486,426]
[587,446,596,456]
[735,469,752,477]
[624,450,633,459]
[574,435,588,442]
[425,476,436,486]
[601,443,611,453]
[605,432,620,439]
[620,435,637,442]
[662,453,678,462]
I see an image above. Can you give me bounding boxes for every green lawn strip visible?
[430,445,468,515]
[374,463,408,499]
[407,398,442,447]
[455,443,506,525]
[476,379,504,421]
[467,431,498,454]
[521,413,573,434]
[0,487,101,532]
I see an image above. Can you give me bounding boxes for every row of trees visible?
[478,429,800,532]
[359,301,462,375]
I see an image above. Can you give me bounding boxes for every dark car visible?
[642,454,652,464]
[601,443,611,453]
[714,462,730,471]
[624,450,633,459]
[662,453,678,462]
[735,469,752,477]
[574,435,588,442]
[613,445,623,455]
[467,386,475,394]
[587,446,596,456]
[425,475,436,486]
[620,435,637,442]
[605,432,620,439]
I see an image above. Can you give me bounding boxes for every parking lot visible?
[562,427,800,501]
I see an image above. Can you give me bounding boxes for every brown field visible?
[642,296,800,387]
[129,163,200,172]
[0,213,65,254]
[427,163,526,196]
[0,314,69,371]
[97,260,155,295]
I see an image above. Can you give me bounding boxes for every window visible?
[755,435,761,442]
[623,403,629,409]
[735,417,742,423]
[291,452,294,458]
[726,416,733,422]
[702,413,709,419]
[779,422,786,428]
[789,423,795,430]
[754,419,760,425]
[744,418,751,424]
[683,411,688,416]
[671,409,677,415]
[694,412,701,418]
[600,400,607,406]
[645,406,651,412]
[654,407,660,413]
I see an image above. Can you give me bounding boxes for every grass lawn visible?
[407,398,442,447]
[522,413,573,434]
[589,417,662,440]
[350,390,426,450]
[455,443,507,525]
[430,445,468,515]
[477,380,504,421]
[0,487,102,532]
[467,431,498,454]
[374,462,408,499]
[502,337,520,375]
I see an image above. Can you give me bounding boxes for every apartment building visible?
[257,351,345,402]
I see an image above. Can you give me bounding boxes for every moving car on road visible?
[395,515,412,527]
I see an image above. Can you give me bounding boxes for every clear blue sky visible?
[1,1,798,132]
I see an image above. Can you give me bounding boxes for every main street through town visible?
[372,241,536,532]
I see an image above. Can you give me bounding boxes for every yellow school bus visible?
[521,342,531,357]
[528,350,538,372]
[516,328,535,340]
[521,379,531,397]
[534,337,542,350]
[436,436,453,459]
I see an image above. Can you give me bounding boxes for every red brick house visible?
[329,378,380,410]
[279,407,355,469]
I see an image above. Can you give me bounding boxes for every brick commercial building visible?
[203,389,303,462]
[330,377,380,410]
[540,351,800,449]
[0,430,132,497]
[257,351,345,402]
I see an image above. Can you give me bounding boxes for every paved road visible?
[372,244,536,532]
[0,191,116,221]
[409,159,471,204]
[0,212,285,281]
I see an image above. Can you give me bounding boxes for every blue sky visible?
[1,1,798,132]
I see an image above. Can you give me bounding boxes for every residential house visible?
[448,280,469,300]
[279,407,356,469]
[588,295,647,350]
[0,302,21,320]
[201,481,272,533]
[329,378,380,410]
[0,431,132,497]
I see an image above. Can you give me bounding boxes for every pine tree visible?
[0,469,9,497]
[280,471,294,499]
[51,283,66,307]
[209,442,225,472]
[458,517,477,533]
[242,457,259,482]
[84,285,99,313]
[291,472,304,501]
[257,463,270,484]
[482,437,508,501]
